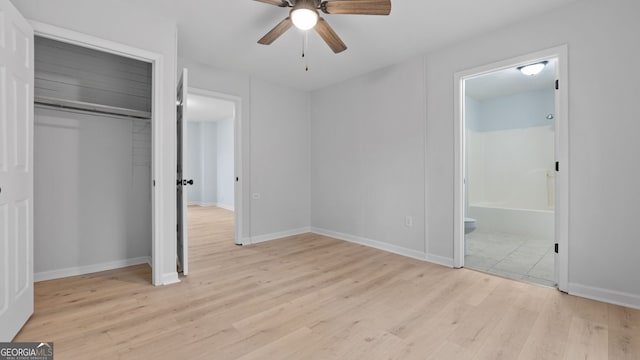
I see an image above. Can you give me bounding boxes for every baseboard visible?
[187,202,234,211]
[426,253,454,268]
[568,283,640,310]
[216,203,234,211]
[250,227,311,245]
[311,227,428,262]
[187,202,217,207]
[161,272,180,285]
[35,256,151,282]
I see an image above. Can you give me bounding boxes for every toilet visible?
[464,217,477,234]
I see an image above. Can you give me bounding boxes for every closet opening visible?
[33,35,154,283]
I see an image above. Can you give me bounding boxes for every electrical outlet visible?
[252,193,261,200]
[405,216,413,227]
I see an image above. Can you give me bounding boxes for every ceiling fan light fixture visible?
[517,61,548,76]
[291,8,318,30]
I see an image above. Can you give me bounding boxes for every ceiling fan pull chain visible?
[301,31,306,58]
[302,31,310,71]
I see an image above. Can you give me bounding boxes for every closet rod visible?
[35,96,151,120]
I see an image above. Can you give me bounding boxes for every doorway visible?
[453,46,569,291]
[464,60,556,286]
[178,87,241,275]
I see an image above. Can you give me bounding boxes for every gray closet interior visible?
[33,36,152,279]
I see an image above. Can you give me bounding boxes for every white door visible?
[0,0,34,341]
[176,68,188,275]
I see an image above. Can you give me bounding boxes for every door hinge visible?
[236,177,239,182]
[555,161,559,172]
[153,180,156,187]
[555,79,559,90]
[554,243,559,253]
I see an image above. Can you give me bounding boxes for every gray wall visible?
[311,57,426,257]
[310,0,640,306]
[250,79,311,237]
[17,0,640,307]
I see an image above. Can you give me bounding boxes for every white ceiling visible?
[187,93,235,122]
[124,0,579,91]
[466,58,557,101]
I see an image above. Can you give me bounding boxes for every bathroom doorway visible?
[453,47,569,290]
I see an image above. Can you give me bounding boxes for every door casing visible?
[452,45,569,292]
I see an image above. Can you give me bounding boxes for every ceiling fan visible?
[254,0,391,53]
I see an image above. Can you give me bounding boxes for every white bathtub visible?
[468,204,554,240]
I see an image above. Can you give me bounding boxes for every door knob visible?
[186,179,194,185]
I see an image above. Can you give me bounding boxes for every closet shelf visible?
[35,96,151,120]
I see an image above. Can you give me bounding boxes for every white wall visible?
[201,122,218,205]
[467,90,555,210]
[34,108,150,278]
[216,118,235,210]
[468,127,555,210]
[13,0,178,284]
[310,57,427,259]
[467,89,555,131]
[186,122,203,204]
[186,119,234,209]
[424,0,640,305]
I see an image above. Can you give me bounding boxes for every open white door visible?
[0,0,34,341]
[176,68,188,275]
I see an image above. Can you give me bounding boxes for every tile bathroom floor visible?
[464,231,556,287]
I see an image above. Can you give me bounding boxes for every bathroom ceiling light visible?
[290,1,319,31]
[517,61,548,76]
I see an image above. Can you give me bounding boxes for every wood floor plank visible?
[563,316,608,360]
[607,305,640,359]
[13,206,640,359]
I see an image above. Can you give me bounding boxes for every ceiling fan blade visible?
[258,17,293,45]
[315,18,347,53]
[254,0,290,7]
[321,0,391,15]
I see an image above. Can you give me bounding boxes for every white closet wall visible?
[33,37,152,280]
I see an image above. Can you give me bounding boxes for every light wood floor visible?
[16,206,640,359]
